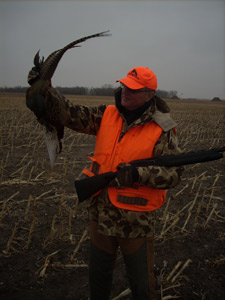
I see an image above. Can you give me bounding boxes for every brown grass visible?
[0,93,224,300]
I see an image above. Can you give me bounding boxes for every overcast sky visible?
[0,0,224,99]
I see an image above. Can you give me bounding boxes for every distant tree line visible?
[0,85,179,99]
[156,89,179,99]
[0,86,28,93]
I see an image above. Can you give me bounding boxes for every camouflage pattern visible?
[27,83,183,238]
[89,189,157,238]
[45,86,106,135]
[137,129,184,190]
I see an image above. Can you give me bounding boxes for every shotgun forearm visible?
[75,171,117,203]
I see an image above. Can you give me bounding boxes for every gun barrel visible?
[130,147,225,168]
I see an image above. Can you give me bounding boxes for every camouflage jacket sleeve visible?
[45,87,107,135]
[136,129,184,189]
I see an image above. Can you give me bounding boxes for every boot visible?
[89,241,117,300]
[120,238,156,300]
[89,222,118,300]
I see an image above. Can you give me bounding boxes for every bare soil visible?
[0,94,224,300]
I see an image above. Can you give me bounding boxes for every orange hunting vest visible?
[83,105,166,211]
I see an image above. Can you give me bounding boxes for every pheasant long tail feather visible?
[40,30,110,81]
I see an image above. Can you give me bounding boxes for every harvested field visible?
[0,93,224,300]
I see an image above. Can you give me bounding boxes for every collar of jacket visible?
[114,88,176,131]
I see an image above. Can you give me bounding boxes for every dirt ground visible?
[0,94,224,300]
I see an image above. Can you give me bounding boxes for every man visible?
[27,66,183,300]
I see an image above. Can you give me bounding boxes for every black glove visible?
[109,163,139,189]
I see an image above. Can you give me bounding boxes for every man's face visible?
[121,86,154,111]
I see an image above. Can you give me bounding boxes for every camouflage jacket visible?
[41,87,183,238]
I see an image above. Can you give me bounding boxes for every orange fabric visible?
[117,67,157,90]
[83,105,166,211]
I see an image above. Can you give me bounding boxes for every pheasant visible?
[26,31,110,167]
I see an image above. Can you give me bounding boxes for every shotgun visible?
[74,147,225,202]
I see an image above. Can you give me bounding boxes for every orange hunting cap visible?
[117,67,157,90]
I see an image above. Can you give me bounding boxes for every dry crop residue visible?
[0,94,224,300]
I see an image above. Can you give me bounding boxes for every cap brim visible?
[116,77,145,90]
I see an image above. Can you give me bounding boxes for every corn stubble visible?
[0,94,224,299]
